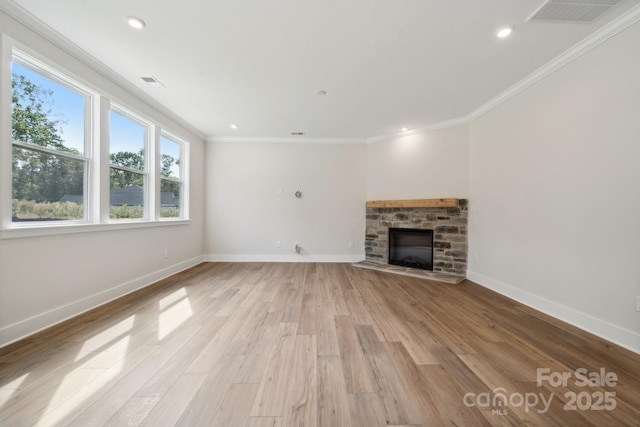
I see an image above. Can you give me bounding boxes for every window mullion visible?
[11,140,89,162]
[150,125,160,221]
[110,164,147,175]
[181,141,189,219]
[159,133,184,219]
[1,36,13,229]
[159,176,181,183]
[97,96,110,223]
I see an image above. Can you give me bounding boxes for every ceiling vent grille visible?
[141,76,166,88]
[528,0,621,23]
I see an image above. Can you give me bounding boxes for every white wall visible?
[468,21,640,352]
[367,125,469,200]
[0,11,206,348]
[3,5,638,355]
[205,141,366,261]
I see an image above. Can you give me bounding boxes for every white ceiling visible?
[5,0,640,141]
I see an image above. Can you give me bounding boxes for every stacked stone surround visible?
[365,199,468,277]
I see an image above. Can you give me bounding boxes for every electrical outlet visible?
[636,295,640,312]
[163,249,168,259]
[276,241,281,248]
[348,241,354,248]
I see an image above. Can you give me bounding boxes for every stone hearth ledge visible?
[352,260,465,284]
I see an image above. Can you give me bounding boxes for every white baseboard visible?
[0,255,204,349]
[204,253,364,263]
[467,270,640,354]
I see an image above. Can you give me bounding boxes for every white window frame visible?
[8,48,96,227]
[108,105,152,222]
[158,132,188,221]
[0,36,190,239]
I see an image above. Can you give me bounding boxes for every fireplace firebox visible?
[388,228,434,271]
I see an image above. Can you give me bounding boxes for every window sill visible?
[0,219,191,239]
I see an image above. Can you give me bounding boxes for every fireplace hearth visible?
[388,228,433,271]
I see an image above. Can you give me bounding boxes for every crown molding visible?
[206,136,366,144]
[365,117,469,144]
[4,0,639,144]
[0,1,206,141]
[367,3,640,143]
[465,2,640,123]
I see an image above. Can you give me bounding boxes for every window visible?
[11,58,90,223]
[160,135,183,218]
[2,47,190,236]
[109,110,147,219]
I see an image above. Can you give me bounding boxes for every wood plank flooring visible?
[1,262,639,426]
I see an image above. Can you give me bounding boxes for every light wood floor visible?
[1,263,638,426]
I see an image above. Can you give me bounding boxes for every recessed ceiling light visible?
[496,27,513,38]
[127,16,146,30]
[315,89,327,96]
[230,124,239,130]
[401,127,410,132]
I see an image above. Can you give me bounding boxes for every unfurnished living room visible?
[0,0,639,426]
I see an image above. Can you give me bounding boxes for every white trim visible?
[1,218,190,239]
[13,47,98,106]
[366,117,469,144]
[3,0,638,145]
[204,254,364,263]
[466,2,640,123]
[0,255,204,349]
[3,0,639,145]
[159,132,187,220]
[467,271,640,355]
[12,139,89,162]
[0,1,205,141]
[365,3,640,144]
[0,32,14,229]
[3,32,193,232]
[207,136,366,145]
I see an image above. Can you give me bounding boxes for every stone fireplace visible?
[365,199,468,277]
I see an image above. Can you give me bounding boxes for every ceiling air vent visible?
[291,132,305,136]
[141,76,166,88]
[528,0,621,23]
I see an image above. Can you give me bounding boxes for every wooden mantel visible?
[366,198,459,208]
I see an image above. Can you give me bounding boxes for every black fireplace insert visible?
[388,228,433,270]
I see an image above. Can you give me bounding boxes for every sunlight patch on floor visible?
[0,372,30,408]
[76,315,136,360]
[159,287,188,310]
[77,334,134,369]
[158,292,193,340]
[0,389,15,408]
[34,336,131,426]
[0,372,30,390]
